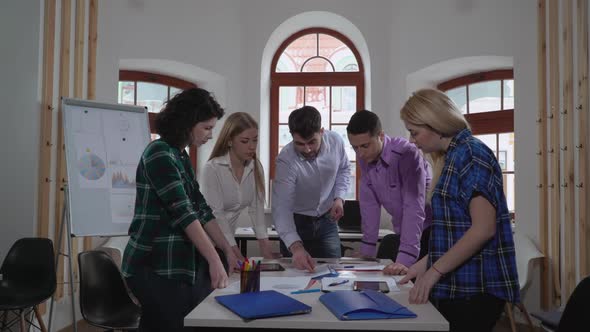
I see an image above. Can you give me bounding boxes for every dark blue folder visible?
[215,290,312,320]
[319,290,417,320]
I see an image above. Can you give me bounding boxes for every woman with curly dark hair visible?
[122,88,238,331]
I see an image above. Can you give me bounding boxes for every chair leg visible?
[515,302,535,332]
[33,306,48,332]
[19,309,26,332]
[505,303,517,332]
[1,310,6,330]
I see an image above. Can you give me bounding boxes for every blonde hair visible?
[400,88,470,200]
[209,112,265,201]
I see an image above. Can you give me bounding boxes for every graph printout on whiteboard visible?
[62,98,150,236]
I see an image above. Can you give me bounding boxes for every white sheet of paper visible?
[261,276,311,294]
[329,264,385,271]
[215,276,312,295]
[282,264,334,278]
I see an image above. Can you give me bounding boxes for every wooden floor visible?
[58,316,540,332]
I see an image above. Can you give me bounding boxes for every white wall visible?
[0,0,41,260]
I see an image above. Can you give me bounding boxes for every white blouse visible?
[201,153,267,247]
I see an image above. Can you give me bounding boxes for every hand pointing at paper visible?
[289,241,315,272]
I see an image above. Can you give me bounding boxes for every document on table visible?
[283,264,337,278]
[329,264,385,271]
[221,276,312,294]
[261,277,311,294]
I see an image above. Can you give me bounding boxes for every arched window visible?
[270,28,365,199]
[438,69,515,214]
[118,70,198,169]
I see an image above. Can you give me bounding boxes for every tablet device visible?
[352,280,389,293]
[260,263,285,271]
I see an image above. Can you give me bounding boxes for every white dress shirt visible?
[201,153,267,247]
[272,130,351,249]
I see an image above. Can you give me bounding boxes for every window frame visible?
[437,69,514,134]
[119,70,198,169]
[269,28,365,197]
[437,69,515,214]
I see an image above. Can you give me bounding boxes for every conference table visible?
[184,258,449,331]
[234,227,395,257]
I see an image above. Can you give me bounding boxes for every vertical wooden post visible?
[537,0,550,309]
[548,0,562,305]
[54,0,72,299]
[562,0,576,300]
[37,0,56,317]
[74,0,85,99]
[37,0,56,240]
[85,0,98,251]
[577,0,589,278]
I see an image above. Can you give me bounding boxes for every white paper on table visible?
[217,276,312,295]
[283,264,334,278]
[321,276,399,292]
[261,276,312,294]
[329,264,385,271]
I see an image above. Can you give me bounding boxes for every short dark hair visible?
[288,106,322,139]
[346,110,382,137]
[155,88,224,148]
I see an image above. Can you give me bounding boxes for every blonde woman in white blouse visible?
[202,112,273,259]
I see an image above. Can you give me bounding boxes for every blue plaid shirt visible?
[429,129,520,303]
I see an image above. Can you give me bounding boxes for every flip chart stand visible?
[48,185,77,332]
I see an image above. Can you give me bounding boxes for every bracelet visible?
[432,264,445,277]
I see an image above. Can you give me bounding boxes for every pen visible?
[343,265,355,268]
[328,279,349,287]
[290,288,321,294]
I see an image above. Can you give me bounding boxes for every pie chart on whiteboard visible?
[78,153,106,180]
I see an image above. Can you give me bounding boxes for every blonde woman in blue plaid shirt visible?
[394,89,519,332]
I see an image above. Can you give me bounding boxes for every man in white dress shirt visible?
[272,106,351,271]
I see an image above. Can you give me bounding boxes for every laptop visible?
[338,200,362,233]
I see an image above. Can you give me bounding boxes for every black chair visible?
[78,250,141,331]
[376,233,400,260]
[532,275,590,332]
[0,237,56,332]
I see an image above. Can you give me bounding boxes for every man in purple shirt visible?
[346,110,432,275]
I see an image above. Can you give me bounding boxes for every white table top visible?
[235,227,394,240]
[184,258,449,331]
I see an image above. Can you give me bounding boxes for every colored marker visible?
[328,279,349,287]
[290,288,321,294]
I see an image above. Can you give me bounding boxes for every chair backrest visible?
[0,237,56,294]
[513,231,544,295]
[78,250,138,327]
[556,275,590,332]
[338,200,362,232]
[376,233,400,260]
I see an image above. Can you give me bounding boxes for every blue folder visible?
[215,290,312,320]
[319,290,417,320]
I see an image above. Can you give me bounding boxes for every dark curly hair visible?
[288,106,322,139]
[155,88,225,148]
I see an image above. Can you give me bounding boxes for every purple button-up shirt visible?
[359,135,432,267]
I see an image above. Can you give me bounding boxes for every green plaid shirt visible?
[122,139,215,284]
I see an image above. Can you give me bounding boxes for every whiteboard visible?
[62,98,150,236]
